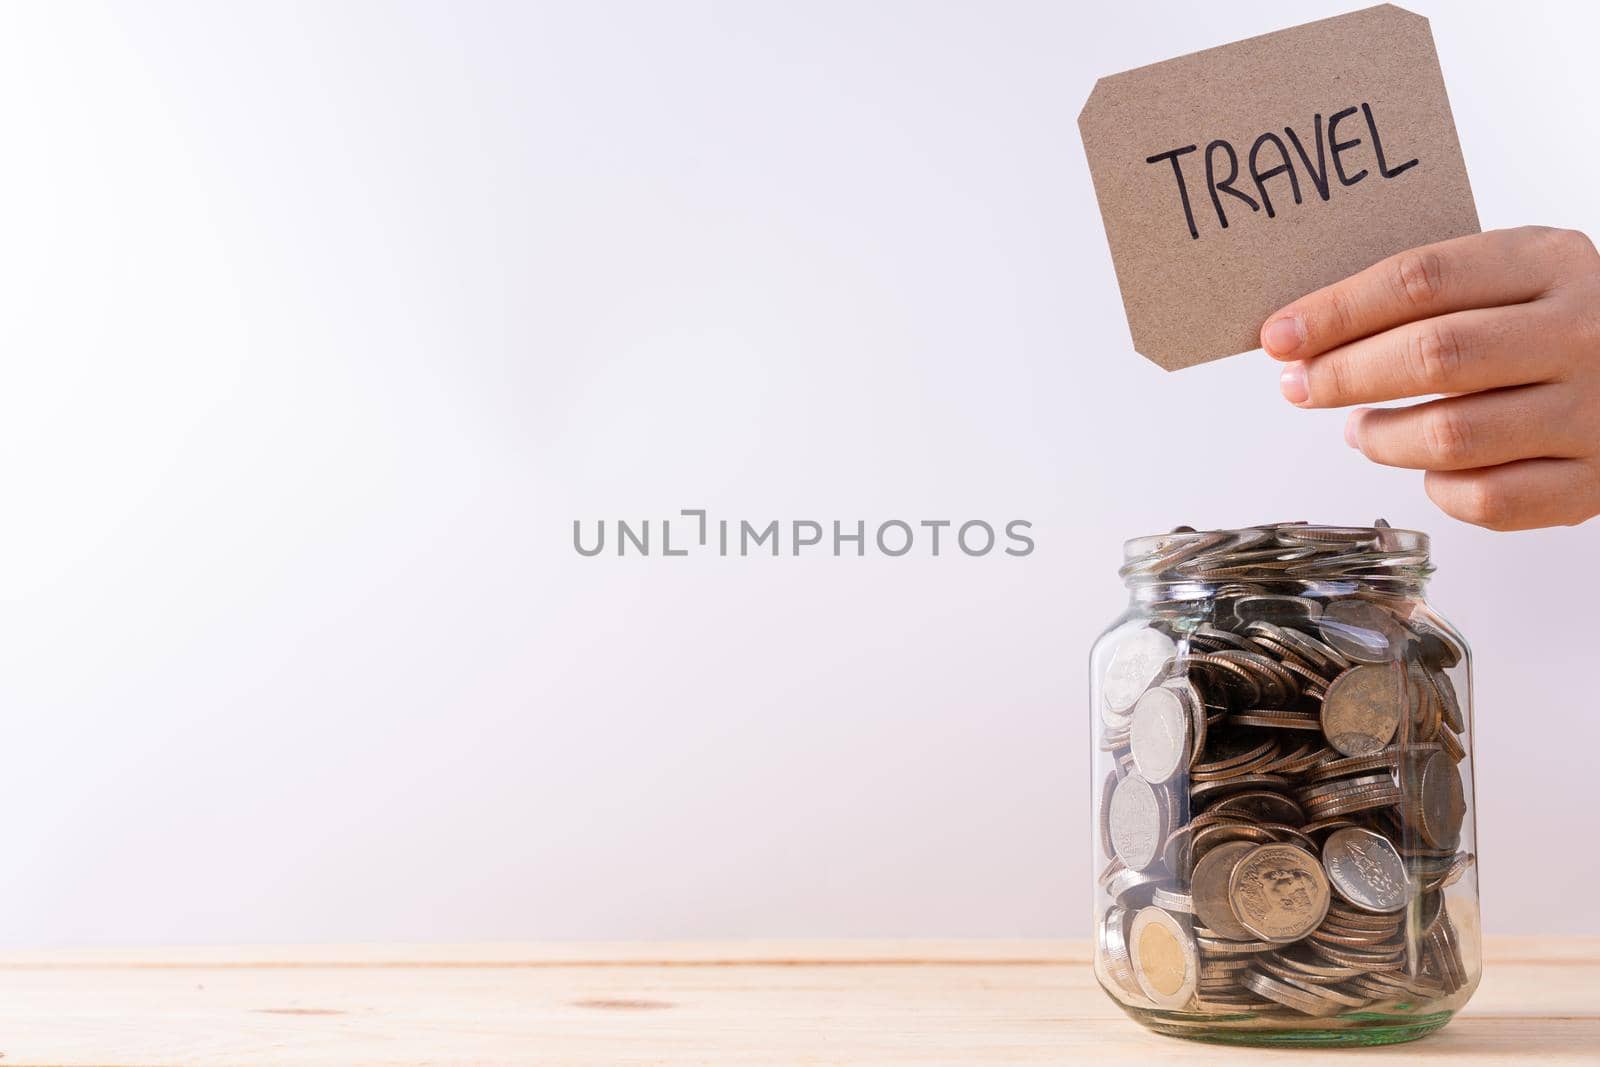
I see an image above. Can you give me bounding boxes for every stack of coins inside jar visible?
[1094,522,1474,1025]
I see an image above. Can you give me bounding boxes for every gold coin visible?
[1191,839,1258,941]
[1129,906,1198,1009]
[1227,844,1330,943]
[1320,665,1406,756]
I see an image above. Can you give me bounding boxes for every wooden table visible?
[0,938,1593,1065]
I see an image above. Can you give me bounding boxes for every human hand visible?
[1260,227,1600,531]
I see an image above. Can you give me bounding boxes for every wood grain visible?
[0,938,1590,1065]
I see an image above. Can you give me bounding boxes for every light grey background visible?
[1,0,1595,944]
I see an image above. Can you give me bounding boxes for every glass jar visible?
[1089,522,1479,1047]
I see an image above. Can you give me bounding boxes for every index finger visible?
[1259,227,1575,361]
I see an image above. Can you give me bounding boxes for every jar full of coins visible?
[1090,522,1478,1047]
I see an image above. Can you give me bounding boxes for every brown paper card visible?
[1079,4,1479,370]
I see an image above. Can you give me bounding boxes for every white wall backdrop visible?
[1,0,1597,944]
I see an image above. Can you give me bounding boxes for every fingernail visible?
[1262,315,1304,357]
[1279,362,1309,405]
[1344,410,1365,448]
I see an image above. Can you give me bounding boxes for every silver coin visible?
[1097,905,1144,999]
[1268,967,1369,1009]
[1151,887,1195,914]
[1242,968,1343,1016]
[1406,602,1466,668]
[1130,685,1190,785]
[1105,865,1165,908]
[1274,625,1350,673]
[1318,600,1402,664]
[1108,773,1168,872]
[1103,628,1177,720]
[1321,827,1411,913]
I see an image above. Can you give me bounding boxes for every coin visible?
[1297,772,1396,801]
[1304,785,1404,819]
[1098,905,1143,999]
[1209,790,1304,825]
[1178,653,1263,705]
[1274,626,1350,673]
[1108,773,1168,872]
[1439,725,1467,763]
[1265,745,1329,776]
[1427,851,1475,892]
[1321,827,1411,913]
[1227,844,1331,943]
[1242,968,1342,1016]
[1129,906,1199,1009]
[1426,908,1468,993]
[1130,685,1191,785]
[1189,773,1291,804]
[1196,934,1278,956]
[1305,744,1430,782]
[1271,969,1368,1008]
[1320,665,1405,756]
[1221,651,1298,705]
[1151,887,1195,913]
[1120,529,1230,579]
[1192,736,1277,776]
[1273,951,1364,980]
[1104,866,1164,909]
[1190,821,1274,862]
[1413,751,1466,850]
[1167,678,1208,769]
[1408,602,1465,668]
[1427,667,1465,733]
[1229,710,1322,731]
[1103,628,1177,719]
[1190,623,1251,652]
[1190,839,1257,941]
[1318,600,1403,663]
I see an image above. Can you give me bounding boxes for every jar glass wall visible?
[1089,523,1479,1047]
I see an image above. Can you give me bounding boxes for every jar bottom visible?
[1121,1005,1454,1048]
